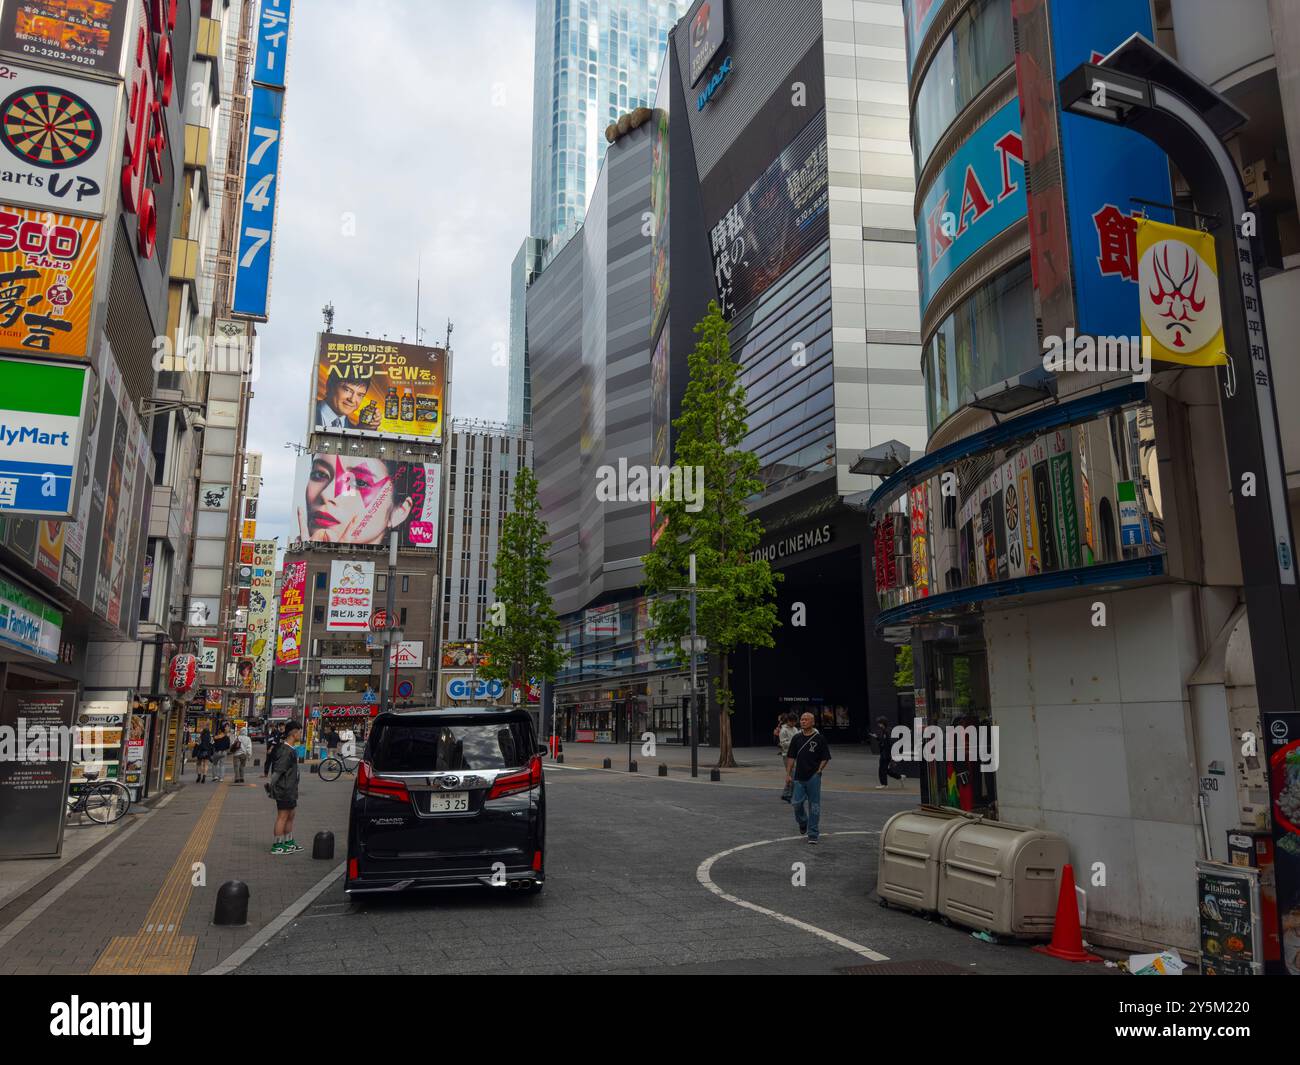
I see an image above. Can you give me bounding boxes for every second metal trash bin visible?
[877,806,969,914]
[937,818,1069,937]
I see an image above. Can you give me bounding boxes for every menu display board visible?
[1196,860,1263,975]
[70,697,127,792]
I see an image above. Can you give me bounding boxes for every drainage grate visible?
[839,960,972,975]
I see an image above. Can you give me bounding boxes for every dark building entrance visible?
[730,537,885,749]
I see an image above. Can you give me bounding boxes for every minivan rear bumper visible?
[344,868,543,894]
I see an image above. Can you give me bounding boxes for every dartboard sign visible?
[0,64,118,216]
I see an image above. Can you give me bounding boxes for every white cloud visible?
[247,0,535,550]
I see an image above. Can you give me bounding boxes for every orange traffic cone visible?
[1032,864,1102,963]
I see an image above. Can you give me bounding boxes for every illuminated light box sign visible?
[915,97,1025,315]
[0,356,89,518]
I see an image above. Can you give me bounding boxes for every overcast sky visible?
[247,0,536,551]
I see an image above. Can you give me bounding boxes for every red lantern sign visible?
[169,653,197,693]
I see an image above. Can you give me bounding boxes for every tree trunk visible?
[715,651,736,769]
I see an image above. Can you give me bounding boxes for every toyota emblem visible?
[438,775,461,789]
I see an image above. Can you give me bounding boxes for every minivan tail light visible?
[487,755,543,800]
[357,761,410,803]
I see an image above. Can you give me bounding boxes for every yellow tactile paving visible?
[90,782,231,976]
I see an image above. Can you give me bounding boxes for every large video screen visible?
[707,113,829,319]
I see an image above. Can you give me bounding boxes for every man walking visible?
[263,724,280,778]
[268,720,303,855]
[232,726,252,783]
[785,711,831,844]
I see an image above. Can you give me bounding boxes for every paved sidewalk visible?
[0,747,354,975]
[553,741,920,795]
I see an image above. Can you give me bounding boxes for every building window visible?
[313,606,324,623]
[315,571,327,590]
[377,574,387,592]
[402,575,410,593]
[399,607,407,626]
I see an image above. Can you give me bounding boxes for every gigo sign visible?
[445,677,504,701]
[121,0,177,259]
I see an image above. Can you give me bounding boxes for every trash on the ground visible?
[970,930,998,943]
[1127,950,1186,975]
[1104,960,1118,968]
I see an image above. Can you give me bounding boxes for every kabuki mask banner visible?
[1137,218,1227,368]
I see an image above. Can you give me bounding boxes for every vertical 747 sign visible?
[231,0,293,320]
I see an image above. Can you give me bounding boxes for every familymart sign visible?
[0,358,90,519]
[0,577,62,663]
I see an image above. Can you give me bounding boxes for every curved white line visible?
[696,831,888,961]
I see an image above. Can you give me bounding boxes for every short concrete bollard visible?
[709,768,721,782]
[312,831,334,860]
[658,763,668,777]
[602,758,612,769]
[214,880,249,926]
[628,760,638,773]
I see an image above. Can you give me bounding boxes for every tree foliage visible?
[641,301,780,767]
[478,465,566,694]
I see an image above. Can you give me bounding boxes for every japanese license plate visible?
[427,792,469,813]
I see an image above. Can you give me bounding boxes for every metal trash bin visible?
[937,818,1069,937]
[877,806,969,913]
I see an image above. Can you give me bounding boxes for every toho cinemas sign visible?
[121,0,178,260]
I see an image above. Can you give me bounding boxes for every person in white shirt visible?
[232,726,253,782]
[316,377,370,430]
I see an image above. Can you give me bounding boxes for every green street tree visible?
[642,300,780,768]
[478,465,566,700]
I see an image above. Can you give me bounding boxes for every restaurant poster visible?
[0,206,100,358]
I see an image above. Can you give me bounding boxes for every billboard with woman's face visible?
[293,453,440,549]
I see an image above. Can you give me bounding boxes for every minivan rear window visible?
[370,719,534,773]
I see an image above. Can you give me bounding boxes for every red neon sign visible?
[121,0,177,259]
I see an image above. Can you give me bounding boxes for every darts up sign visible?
[0,63,120,217]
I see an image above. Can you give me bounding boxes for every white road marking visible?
[0,792,176,950]
[542,762,590,771]
[696,831,888,962]
[204,860,346,975]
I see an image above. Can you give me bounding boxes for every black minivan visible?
[345,707,546,897]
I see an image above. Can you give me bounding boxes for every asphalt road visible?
[234,764,1106,975]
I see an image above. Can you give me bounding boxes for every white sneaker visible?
[875,784,888,789]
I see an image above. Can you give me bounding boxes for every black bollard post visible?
[628,760,638,773]
[214,881,249,926]
[602,758,611,769]
[312,831,334,860]
[310,762,319,774]
[709,768,721,782]
[557,754,564,764]
[253,757,260,767]
[658,764,668,777]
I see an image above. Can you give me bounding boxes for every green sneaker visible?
[283,839,304,853]
[271,841,287,855]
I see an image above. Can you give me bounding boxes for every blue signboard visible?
[0,358,88,519]
[1049,0,1173,339]
[231,84,284,320]
[902,0,944,78]
[253,0,292,89]
[915,97,1026,315]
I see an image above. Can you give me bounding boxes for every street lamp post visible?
[378,531,399,715]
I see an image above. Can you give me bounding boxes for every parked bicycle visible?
[67,771,131,825]
[317,753,362,782]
